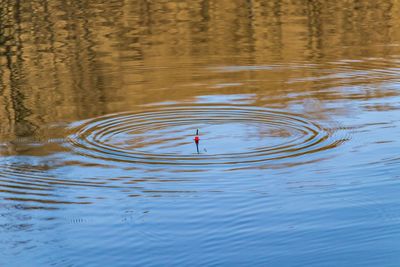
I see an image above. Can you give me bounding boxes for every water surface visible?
[1,1,400,266]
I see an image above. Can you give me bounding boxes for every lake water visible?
[1,1,400,266]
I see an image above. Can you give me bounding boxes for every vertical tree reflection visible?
[0,0,399,142]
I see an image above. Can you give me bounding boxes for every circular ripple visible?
[67,106,346,166]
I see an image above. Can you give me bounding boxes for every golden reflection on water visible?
[1,0,400,144]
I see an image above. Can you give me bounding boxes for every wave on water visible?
[67,105,347,168]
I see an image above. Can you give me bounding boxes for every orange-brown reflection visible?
[0,0,399,144]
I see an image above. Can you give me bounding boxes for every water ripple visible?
[67,105,347,167]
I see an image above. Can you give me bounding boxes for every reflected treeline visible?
[0,0,400,141]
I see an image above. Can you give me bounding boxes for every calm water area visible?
[1,1,400,266]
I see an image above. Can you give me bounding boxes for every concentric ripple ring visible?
[67,105,345,166]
